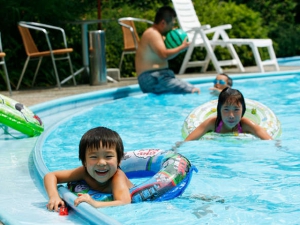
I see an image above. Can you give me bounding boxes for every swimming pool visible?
[36,72,300,224]
[278,56,300,67]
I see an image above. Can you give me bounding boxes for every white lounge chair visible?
[172,0,280,74]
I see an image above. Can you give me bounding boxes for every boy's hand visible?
[74,193,93,207]
[47,196,65,212]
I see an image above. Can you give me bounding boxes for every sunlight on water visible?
[43,75,300,224]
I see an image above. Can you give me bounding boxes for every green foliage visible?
[228,0,300,56]
[1,0,300,90]
[171,0,270,73]
[104,0,171,11]
[0,0,95,90]
[100,3,157,77]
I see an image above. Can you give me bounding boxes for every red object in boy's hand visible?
[59,206,68,216]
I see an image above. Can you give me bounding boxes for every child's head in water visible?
[214,73,232,89]
[216,87,246,129]
[78,127,124,183]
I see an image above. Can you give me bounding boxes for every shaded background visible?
[0,0,299,90]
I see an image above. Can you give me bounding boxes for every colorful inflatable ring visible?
[0,94,44,137]
[68,149,197,203]
[182,98,281,140]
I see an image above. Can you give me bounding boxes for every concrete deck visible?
[1,65,299,107]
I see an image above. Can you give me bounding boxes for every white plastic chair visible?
[172,0,280,74]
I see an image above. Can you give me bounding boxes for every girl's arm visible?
[241,118,273,140]
[44,166,86,211]
[185,117,216,141]
[74,169,132,208]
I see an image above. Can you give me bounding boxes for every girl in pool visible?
[185,87,272,141]
[44,126,133,211]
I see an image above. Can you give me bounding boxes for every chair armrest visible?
[118,17,153,48]
[18,22,55,52]
[185,24,211,33]
[118,17,153,31]
[118,17,153,26]
[19,21,69,48]
[203,24,232,34]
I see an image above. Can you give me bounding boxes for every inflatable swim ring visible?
[182,98,281,140]
[68,149,197,203]
[0,94,44,137]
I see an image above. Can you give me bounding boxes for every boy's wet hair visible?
[79,127,124,165]
[215,87,246,130]
[154,6,176,24]
[220,73,233,87]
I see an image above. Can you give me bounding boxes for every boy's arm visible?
[209,87,222,95]
[147,30,189,60]
[44,172,65,211]
[74,169,132,208]
[44,167,86,211]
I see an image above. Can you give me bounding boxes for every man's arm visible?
[148,30,189,60]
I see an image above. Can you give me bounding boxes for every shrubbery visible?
[0,0,299,90]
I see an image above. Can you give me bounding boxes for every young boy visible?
[210,73,232,95]
[44,126,133,211]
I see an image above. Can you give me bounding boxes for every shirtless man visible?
[135,6,200,94]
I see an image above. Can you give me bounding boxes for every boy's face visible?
[162,18,176,35]
[84,144,119,184]
[214,74,228,90]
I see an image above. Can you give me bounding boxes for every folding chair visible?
[0,33,12,96]
[172,0,279,74]
[118,17,153,71]
[17,21,77,90]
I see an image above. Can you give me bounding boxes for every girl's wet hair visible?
[79,127,124,165]
[215,87,246,130]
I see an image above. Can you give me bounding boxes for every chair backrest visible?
[119,19,140,51]
[0,32,5,58]
[172,0,202,31]
[18,25,39,55]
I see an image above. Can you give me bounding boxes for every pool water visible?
[277,56,300,67]
[42,75,300,224]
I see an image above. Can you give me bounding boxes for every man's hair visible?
[220,73,233,87]
[154,6,176,24]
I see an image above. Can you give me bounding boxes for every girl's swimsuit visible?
[215,121,243,133]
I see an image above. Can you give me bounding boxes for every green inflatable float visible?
[0,94,44,137]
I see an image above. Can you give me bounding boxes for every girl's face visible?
[221,102,243,129]
[84,144,119,184]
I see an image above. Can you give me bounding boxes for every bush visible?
[0,0,299,90]
[170,0,270,73]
